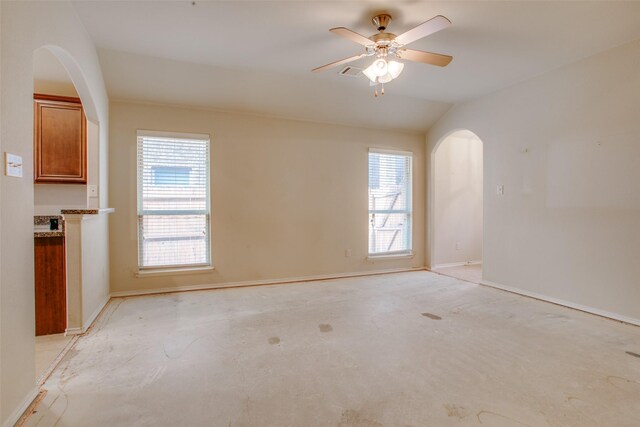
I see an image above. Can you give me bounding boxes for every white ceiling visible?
[71,1,640,132]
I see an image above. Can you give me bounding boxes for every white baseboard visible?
[65,294,111,336]
[480,279,640,327]
[84,294,111,331]
[111,267,425,298]
[432,260,482,269]
[3,387,39,427]
[64,327,84,336]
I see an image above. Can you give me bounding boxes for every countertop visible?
[34,209,114,237]
[61,208,115,215]
[34,215,65,238]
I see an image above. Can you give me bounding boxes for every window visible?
[137,131,211,269]
[151,166,192,186]
[368,149,412,256]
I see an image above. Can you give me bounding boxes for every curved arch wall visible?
[431,130,483,268]
[0,2,109,424]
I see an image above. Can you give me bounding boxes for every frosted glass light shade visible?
[362,65,377,83]
[363,58,389,82]
[378,73,393,84]
[371,59,388,76]
[363,59,404,84]
[387,61,404,79]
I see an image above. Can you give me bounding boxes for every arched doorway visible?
[430,130,483,283]
[32,45,100,382]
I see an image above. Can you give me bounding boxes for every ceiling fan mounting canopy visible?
[372,14,392,32]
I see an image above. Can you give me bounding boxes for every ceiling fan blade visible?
[330,27,373,46]
[394,15,451,46]
[398,49,453,67]
[312,54,366,73]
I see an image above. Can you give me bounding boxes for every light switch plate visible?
[4,153,23,178]
[88,185,99,197]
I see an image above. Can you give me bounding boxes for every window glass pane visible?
[137,134,210,268]
[152,166,192,186]
[368,213,410,254]
[368,151,412,255]
[138,214,208,267]
[139,137,208,212]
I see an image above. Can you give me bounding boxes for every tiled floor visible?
[24,271,640,426]
[433,263,482,284]
[35,333,74,381]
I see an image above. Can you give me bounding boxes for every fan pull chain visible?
[381,84,385,96]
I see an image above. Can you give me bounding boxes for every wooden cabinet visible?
[34,94,87,184]
[35,236,67,336]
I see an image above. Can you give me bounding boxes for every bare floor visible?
[25,271,640,426]
[433,263,482,284]
[34,333,74,381]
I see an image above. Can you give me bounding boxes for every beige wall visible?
[33,80,78,98]
[0,2,4,421]
[427,38,640,323]
[0,2,109,425]
[109,101,425,294]
[433,131,483,267]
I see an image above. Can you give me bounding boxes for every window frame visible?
[368,148,413,257]
[136,130,212,271]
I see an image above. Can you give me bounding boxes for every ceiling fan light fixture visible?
[362,64,378,82]
[372,58,388,76]
[387,60,404,79]
[314,13,452,96]
[363,58,391,83]
[378,74,393,84]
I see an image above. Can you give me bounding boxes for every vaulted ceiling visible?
[69,1,640,132]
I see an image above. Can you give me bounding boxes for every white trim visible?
[111,267,425,298]
[369,147,414,156]
[136,129,210,141]
[367,252,414,260]
[479,279,640,327]
[65,327,84,336]
[2,387,39,427]
[83,294,111,331]
[432,260,482,269]
[65,294,110,335]
[136,266,215,278]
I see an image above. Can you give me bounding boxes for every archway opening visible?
[32,46,100,382]
[431,130,483,283]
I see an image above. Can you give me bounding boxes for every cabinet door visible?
[34,95,87,183]
[35,236,67,336]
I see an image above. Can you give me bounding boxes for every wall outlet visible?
[345,249,352,258]
[497,184,505,195]
[88,185,99,197]
[455,242,460,251]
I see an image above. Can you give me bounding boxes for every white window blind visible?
[137,132,211,269]
[368,149,412,255]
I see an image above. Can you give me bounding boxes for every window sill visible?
[367,252,414,261]
[135,266,214,278]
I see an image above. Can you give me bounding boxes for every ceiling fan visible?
[313,14,453,96]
